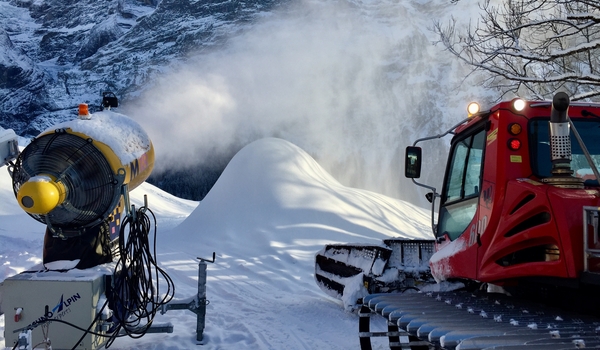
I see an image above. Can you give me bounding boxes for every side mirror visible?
[405,146,422,178]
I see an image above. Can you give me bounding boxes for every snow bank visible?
[149,138,432,349]
[174,137,432,254]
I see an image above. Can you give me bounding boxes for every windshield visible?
[529,118,600,182]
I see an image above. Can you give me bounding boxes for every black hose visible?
[70,297,111,350]
[105,206,175,348]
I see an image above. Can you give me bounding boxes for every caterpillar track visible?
[359,290,600,350]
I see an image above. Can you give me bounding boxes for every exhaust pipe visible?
[549,92,572,175]
[543,92,584,188]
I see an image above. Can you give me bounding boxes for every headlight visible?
[513,98,526,112]
[467,102,480,116]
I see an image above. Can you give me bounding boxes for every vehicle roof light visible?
[513,98,526,112]
[467,102,480,116]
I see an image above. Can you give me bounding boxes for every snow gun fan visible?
[11,132,124,237]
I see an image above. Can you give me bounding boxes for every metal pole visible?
[196,260,207,342]
[196,252,215,343]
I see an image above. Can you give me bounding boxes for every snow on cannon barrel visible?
[9,98,154,269]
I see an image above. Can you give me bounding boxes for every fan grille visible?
[12,131,122,233]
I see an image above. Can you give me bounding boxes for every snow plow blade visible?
[315,239,435,308]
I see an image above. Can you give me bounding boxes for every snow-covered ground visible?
[0,0,483,347]
[0,137,433,349]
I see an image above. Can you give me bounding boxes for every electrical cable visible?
[105,205,175,348]
[14,317,126,339]
[69,296,111,350]
[11,205,175,349]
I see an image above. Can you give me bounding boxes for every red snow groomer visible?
[316,93,600,348]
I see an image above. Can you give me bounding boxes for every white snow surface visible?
[44,110,152,164]
[0,137,432,349]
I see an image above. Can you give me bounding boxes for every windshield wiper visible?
[581,110,600,119]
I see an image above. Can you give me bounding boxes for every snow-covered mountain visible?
[0,0,284,135]
[1,0,493,204]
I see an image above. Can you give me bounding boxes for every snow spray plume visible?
[125,0,486,207]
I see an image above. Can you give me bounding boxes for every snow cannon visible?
[8,97,154,269]
[1,94,211,350]
[12,104,154,235]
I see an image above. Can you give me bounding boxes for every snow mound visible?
[173,137,433,256]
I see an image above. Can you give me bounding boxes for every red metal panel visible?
[436,99,600,284]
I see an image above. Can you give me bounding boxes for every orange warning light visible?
[78,103,90,118]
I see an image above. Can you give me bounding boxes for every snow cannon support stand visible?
[160,252,216,344]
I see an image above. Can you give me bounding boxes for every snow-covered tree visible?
[435,0,600,101]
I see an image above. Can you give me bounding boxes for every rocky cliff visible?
[0,0,282,136]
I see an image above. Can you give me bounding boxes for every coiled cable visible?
[105,205,175,347]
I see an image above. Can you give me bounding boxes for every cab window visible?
[437,128,485,240]
[530,118,600,184]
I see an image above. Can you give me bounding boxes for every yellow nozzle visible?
[17,176,66,215]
